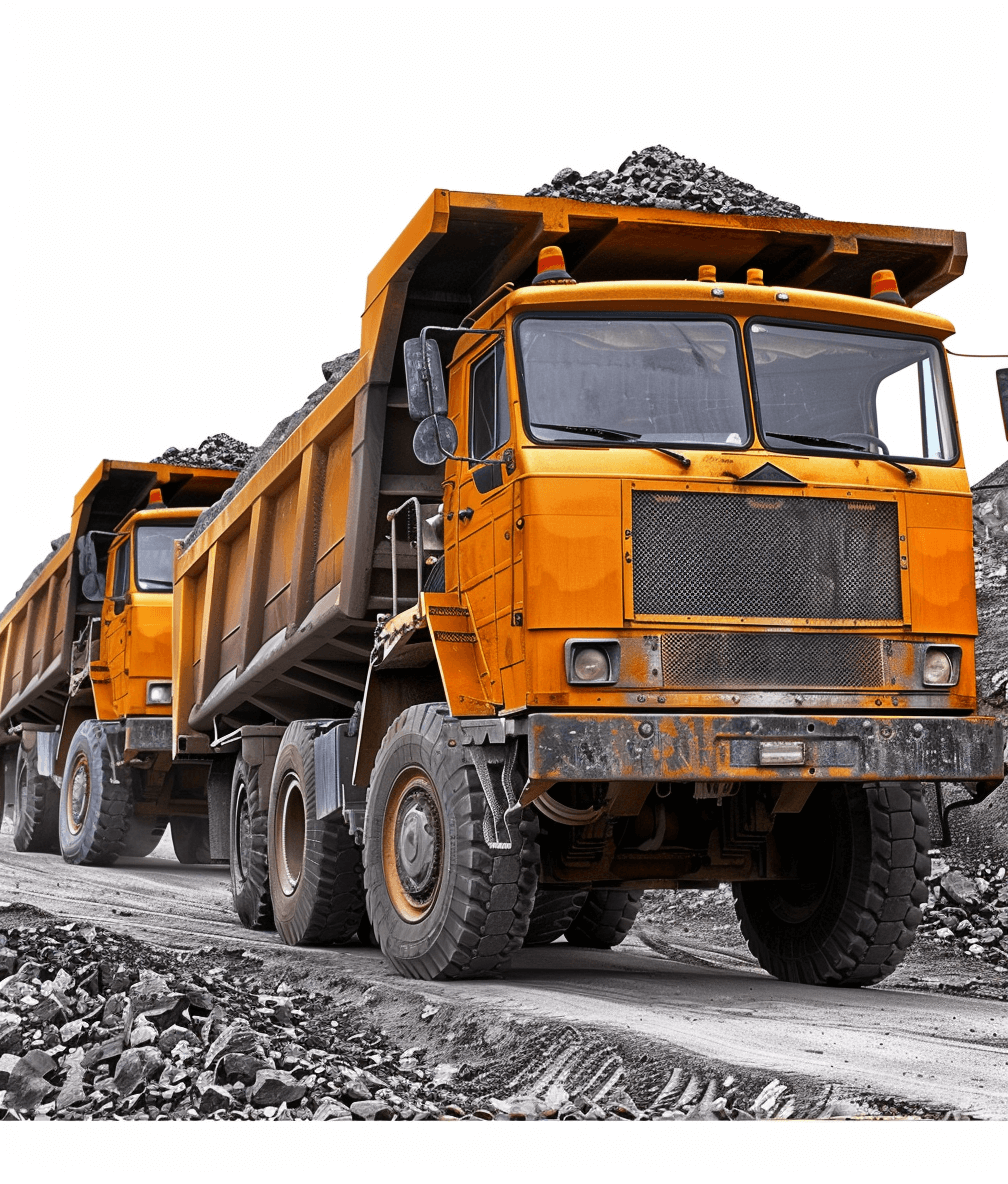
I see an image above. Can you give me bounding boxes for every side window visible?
[469,343,511,463]
[111,540,131,599]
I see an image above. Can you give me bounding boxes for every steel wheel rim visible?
[382,768,443,923]
[67,756,90,835]
[275,772,306,897]
[233,781,252,887]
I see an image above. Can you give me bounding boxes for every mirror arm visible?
[418,325,504,417]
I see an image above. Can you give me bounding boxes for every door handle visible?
[458,507,474,523]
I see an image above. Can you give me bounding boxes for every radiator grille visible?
[660,631,886,690]
[631,490,902,620]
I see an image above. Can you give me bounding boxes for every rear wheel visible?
[565,889,643,949]
[363,703,539,980]
[230,758,272,929]
[524,886,590,946]
[58,721,133,865]
[12,741,60,854]
[171,817,212,864]
[732,781,929,987]
[267,721,365,946]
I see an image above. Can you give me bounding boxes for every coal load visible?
[150,433,254,471]
[184,351,359,548]
[527,145,813,218]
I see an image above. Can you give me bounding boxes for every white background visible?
[2,1,1006,605]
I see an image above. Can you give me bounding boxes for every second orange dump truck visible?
[1,461,237,863]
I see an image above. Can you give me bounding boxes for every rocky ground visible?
[1,901,911,1123]
[527,144,812,218]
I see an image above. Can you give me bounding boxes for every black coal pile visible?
[972,460,1008,714]
[150,433,253,471]
[916,857,1008,965]
[527,145,813,218]
[184,351,359,548]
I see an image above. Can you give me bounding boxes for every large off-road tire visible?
[268,721,366,946]
[58,721,134,865]
[120,819,167,858]
[12,742,60,854]
[171,817,212,864]
[566,889,643,949]
[732,781,929,987]
[364,703,539,980]
[524,885,590,946]
[230,757,273,930]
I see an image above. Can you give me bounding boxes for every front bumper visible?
[526,712,1005,785]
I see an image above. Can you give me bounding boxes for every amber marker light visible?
[747,269,764,285]
[698,264,717,283]
[532,246,576,286]
[148,488,163,505]
[870,269,906,305]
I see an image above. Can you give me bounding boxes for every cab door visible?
[102,536,131,714]
[454,340,517,707]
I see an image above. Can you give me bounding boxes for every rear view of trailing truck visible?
[174,190,1005,984]
[1,460,237,864]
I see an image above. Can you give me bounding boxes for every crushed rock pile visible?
[972,459,1008,714]
[916,857,1008,965]
[150,434,254,471]
[184,351,359,548]
[527,145,812,218]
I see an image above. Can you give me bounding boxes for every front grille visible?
[631,490,902,620]
[661,631,886,690]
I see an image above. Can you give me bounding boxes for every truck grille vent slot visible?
[660,631,886,690]
[631,490,902,620]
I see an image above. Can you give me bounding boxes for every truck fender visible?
[352,660,446,791]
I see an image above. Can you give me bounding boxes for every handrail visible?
[386,498,424,618]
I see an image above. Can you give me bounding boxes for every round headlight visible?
[573,646,609,682]
[923,649,953,686]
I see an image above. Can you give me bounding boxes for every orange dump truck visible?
[1,460,237,863]
[172,191,1004,983]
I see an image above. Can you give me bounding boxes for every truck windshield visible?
[748,321,957,462]
[134,523,192,592]
[515,317,749,448]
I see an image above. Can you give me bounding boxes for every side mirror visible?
[404,337,447,422]
[998,369,1008,441]
[77,534,104,602]
[413,415,459,466]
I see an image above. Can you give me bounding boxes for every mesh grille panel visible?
[661,631,886,690]
[631,490,902,620]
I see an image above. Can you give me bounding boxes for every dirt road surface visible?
[2,831,1007,1119]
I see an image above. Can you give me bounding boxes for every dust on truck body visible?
[173,190,1004,983]
[0,460,238,864]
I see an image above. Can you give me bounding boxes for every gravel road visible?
[3,832,1006,1119]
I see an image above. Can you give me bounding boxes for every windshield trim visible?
[744,317,960,468]
[511,311,754,452]
[132,519,194,593]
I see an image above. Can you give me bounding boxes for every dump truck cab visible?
[89,499,197,722]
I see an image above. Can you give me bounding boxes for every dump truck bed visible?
[171,189,967,751]
[0,460,238,734]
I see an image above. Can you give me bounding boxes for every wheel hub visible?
[395,787,441,903]
[68,758,90,835]
[276,773,306,897]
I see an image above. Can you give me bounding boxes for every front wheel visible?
[565,889,643,949]
[58,721,134,865]
[363,703,539,980]
[733,781,929,987]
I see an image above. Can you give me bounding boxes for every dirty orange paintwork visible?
[433,278,979,719]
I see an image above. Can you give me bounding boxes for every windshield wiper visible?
[532,421,641,441]
[532,421,692,468]
[763,431,916,482]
